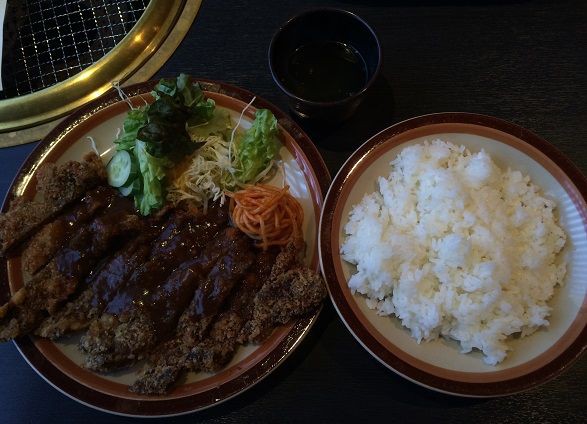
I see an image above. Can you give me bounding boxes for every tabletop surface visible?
[1,0,586,422]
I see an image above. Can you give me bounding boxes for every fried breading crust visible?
[0,152,106,256]
[79,213,234,372]
[21,186,119,276]
[0,194,140,342]
[130,241,326,395]
[238,267,326,344]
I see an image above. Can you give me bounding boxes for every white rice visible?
[341,139,567,365]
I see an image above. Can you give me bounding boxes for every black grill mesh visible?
[1,0,149,100]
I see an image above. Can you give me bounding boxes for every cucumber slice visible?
[107,150,134,187]
[119,184,133,197]
[119,177,142,197]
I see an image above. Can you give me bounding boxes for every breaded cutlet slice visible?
[35,237,153,340]
[187,249,279,373]
[79,214,235,372]
[21,186,120,276]
[130,242,325,396]
[129,236,262,395]
[238,266,327,344]
[0,152,106,256]
[0,194,140,342]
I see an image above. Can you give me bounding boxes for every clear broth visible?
[283,41,368,102]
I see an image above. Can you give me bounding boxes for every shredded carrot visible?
[226,184,304,250]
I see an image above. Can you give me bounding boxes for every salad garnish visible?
[107,74,214,215]
[107,74,281,215]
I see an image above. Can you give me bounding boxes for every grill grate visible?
[1,0,149,100]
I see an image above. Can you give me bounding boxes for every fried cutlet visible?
[35,208,195,340]
[174,231,256,347]
[130,230,260,394]
[21,186,122,276]
[187,248,278,372]
[238,266,326,344]
[35,224,161,339]
[0,192,140,341]
[131,241,326,395]
[0,152,106,256]
[238,240,327,343]
[79,208,232,372]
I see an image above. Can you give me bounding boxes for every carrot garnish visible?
[227,184,304,250]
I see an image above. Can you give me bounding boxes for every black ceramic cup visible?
[269,8,381,124]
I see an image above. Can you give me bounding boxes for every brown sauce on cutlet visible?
[150,213,191,257]
[77,186,121,218]
[150,204,226,259]
[88,194,136,241]
[110,260,184,315]
[147,262,204,338]
[40,186,120,255]
[89,242,152,309]
[191,232,255,318]
[54,193,135,279]
[87,211,176,310]
[54,229,93,278]
[215,248,277,315]
[105,261,165,315]
[103,205,230,339]
[230,248,278,311]
[157,221,206,260]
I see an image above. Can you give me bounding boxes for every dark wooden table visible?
[1,0,586,422]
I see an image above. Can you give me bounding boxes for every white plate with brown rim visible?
[319,112,587,397]
[0,78,330,416]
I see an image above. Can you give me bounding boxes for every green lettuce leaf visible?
[188,98,215,127]
[114,108,147,151]
[134,140,170,215]
[152,73,215,126]
[235,109,279,183]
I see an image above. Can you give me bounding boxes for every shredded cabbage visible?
[166,108,280,210]
[167,136,237,210]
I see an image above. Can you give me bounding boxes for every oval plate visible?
[0,79,330,416]
[319,112,587,397]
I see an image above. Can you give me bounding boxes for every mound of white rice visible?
[341,139,567,365]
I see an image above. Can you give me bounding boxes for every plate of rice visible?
[319,112,587,397]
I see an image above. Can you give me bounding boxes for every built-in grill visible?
[1,0,148,100]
